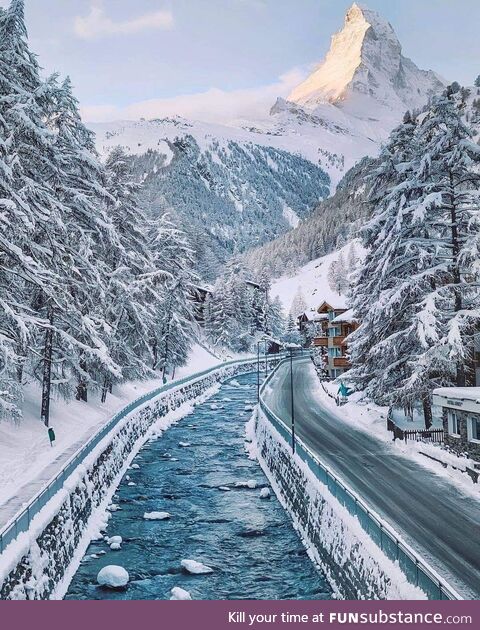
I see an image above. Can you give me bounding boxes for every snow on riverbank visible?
[246,410,426,600]
[0,344,222,514]
[316,377,480,499]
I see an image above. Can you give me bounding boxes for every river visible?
[66,372,332,600]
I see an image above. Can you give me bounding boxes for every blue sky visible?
[12,0,480,123]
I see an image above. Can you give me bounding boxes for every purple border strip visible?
[0,600,478,630]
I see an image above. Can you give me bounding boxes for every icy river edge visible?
[65,373,332,600]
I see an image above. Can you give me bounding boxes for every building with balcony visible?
[312,301,359,378]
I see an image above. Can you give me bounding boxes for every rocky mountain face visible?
[244,84,480,280]
[90,3,448,280]
[288,3,445,123]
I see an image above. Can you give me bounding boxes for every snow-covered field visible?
[270,241,365,315]
[0,344,221,518]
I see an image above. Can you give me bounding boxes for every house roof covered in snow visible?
[331,308,357,324]
[433,387,480,414]
[317,299,347,314]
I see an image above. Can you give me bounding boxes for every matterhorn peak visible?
[287,3,444,119]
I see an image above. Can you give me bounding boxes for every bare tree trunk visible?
[101,376,109,404]
[152,338,158,371]
[449,172,465,387]
[40,307,54,427]
[422,397,433,431]
[76,357,88,402]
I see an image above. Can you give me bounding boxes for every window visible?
[447,410,460,437]
[328,310,336,321]
[329,326,341,337]
[467,415,480,443]
[328,348,342,358]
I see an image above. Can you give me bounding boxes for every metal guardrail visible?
[0,353,284,555]
[258,358,461,601]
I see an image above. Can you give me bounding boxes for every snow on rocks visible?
[97,565,129,589]
[170,587,192,600]
[129,464,140,470]
[235,479,258,489]
[259,488,271,499]
[127,482,136,486]
[109,542,122,550]
[210,403,219,410]
[181,559,214,575]
[218,486,231,492]
[143,511,171,521]
[178,442,191,448]
[107,536,123,545]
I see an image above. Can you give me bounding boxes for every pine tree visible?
[149,214,197,380]
[268,296,286,341]
[413,86,480,389]
[289,286,307,319]
[349,93,480,427]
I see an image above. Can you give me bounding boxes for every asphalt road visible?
[262,357,480,599]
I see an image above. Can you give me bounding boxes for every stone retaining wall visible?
[0,359,271,600]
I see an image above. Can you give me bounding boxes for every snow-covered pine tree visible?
[413,85,480,389]
[327,253,349,295]
[289,286,307,319]
[0,0,85,423]
[347,242,359,274]
[149,214,197,380]
[267,296,286,341]
[350,93,480,426]
[43,75,120,410]
[100,146,155,392]
[348,110,437,418]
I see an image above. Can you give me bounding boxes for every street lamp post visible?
[257,338,269,401]
[289,347,296,454]
[257,340,261,402]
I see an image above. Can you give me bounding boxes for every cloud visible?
[81,68,308,124]
[74,4,174,40]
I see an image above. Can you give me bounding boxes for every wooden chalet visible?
[312,301,359,378]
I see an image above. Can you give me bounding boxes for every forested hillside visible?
[128,136,330,279]
[242,157,374,277]
[244,83,480,280]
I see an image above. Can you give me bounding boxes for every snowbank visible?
[247,409,426,600]
[0,344,220,522]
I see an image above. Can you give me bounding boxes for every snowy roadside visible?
[314,377,480,500]
[0,344,225,522]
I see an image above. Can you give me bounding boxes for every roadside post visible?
[48,427,56,447]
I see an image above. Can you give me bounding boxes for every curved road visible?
[262,358,480,599]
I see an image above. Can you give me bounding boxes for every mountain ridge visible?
[288,2,445,120]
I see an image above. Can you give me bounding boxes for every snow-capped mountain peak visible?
[288,3,445,119]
